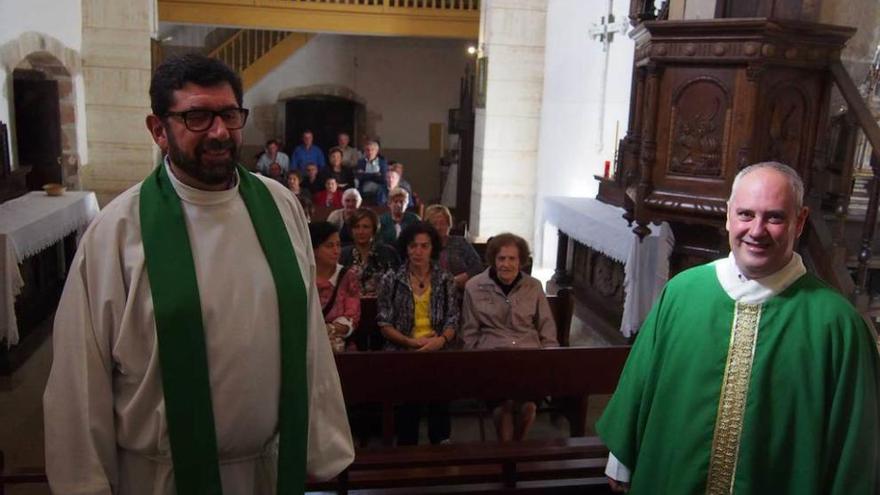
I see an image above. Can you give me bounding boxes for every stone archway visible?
[1,33,81,188]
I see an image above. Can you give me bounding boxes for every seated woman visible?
[309,221,361,352]
[377,187,420,245]
[327,188,362,245]
[313,177,344,209]
[424,204,483,290]
[324,146,356,190]
[460,233,558,442]
[341,208,401,296]
[286,171,311,203]
[376,222,459,445]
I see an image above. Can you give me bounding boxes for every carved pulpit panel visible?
[614,19,854,244]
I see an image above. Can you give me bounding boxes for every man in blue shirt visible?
[292,130,326,172]
[355,140,387,204]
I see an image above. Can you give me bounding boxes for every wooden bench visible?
[350,288,574,351]
[308,346,629,493]
[0,450,47,495]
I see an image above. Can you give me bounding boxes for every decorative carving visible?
[591,254,624,298]
[766,84,808,167]
[761,43,776,57]
[744,43,759,56]
[713,43,727,56]
[736,146,752,170]
[643,193,728,216]
[784,47,799,60]
[684,43,697,56]
[745,64,765,82]
[668,77,730,178]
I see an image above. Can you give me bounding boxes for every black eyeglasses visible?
[164,108,250,132]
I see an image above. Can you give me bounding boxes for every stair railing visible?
[829,62,880,308]
[209,30,293,75]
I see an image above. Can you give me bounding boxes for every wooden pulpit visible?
[601,18,854,267]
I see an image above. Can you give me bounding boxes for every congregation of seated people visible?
[253,129,558,446]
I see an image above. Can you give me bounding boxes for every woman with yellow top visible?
[376,222,458,445]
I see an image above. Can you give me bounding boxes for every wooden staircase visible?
[208,30,314,90]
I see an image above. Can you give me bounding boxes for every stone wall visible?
[80,0,155,205]
[470,0,547,242]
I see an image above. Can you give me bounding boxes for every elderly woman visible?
[377,222,458,445]
[377,187,420,245]
[424,204,483,290]
[309,222,361,352]
[460,233,558,442]
[327,188,362,245]
[341,208,401,296]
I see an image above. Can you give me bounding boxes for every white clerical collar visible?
[714,252,806,304]
[163,157,239,206]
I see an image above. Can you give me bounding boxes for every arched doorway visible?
[279,85,369,157]
[11,51,76,190]
[284,96,365,156]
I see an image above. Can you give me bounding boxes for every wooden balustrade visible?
[210,29,291,75]
[281,0,479,10]
[829,62,880,303]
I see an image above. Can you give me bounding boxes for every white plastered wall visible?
[0,0,85,169]
[534,0,634,268]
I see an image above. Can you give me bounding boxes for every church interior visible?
[2,0,880,493]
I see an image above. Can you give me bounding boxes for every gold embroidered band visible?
[705,302,762,495]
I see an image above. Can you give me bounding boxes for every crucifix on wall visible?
[588,0,628,151]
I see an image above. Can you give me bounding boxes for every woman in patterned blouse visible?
[424,204,484,290]
[340,208,400,296]
[376,222,459,445]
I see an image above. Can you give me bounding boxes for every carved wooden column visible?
[634,63,661,239]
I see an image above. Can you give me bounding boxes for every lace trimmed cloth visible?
[1,191,99,346]
[543,196,675,337]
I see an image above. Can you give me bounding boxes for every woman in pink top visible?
[309,221,361,352]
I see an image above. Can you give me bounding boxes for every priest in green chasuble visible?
[43,54,354,494]
[597,162,880,494]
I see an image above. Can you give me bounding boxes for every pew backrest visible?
[335,347,629,405]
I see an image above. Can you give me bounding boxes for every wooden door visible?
[285,97,357,155]
[13,72,62,190]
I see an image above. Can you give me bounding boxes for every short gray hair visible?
[729,161,804,211]
[342,187,362,207]
[388,186,409,205]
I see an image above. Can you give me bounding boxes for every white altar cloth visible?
[1,191,100,346]
[543,196,675,337]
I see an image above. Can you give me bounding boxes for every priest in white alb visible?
[43,53,354,494]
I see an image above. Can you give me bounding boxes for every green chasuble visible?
[596,263,880,495]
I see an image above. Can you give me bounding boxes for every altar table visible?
[1,191,99,346]
[544,196,674,337]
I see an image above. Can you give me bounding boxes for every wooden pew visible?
[0,450,47,495]
[309,346,629,493]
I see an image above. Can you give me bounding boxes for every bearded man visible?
[43,53,353,494]
[598,162,880,494]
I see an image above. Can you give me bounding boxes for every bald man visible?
[597,162,880,494]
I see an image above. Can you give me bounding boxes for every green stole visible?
[139,163,308,494]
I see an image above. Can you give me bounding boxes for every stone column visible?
[80,0,155,205]
[470,0,546,241]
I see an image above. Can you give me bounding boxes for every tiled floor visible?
[1,318,52,495]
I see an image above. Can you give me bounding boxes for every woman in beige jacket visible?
[460,233,558,441]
